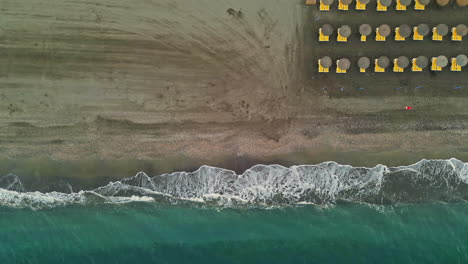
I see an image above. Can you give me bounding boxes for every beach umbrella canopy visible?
[321,24,334,36]
[456,0,468,6]
[358,0,371,3]
[322,0,335,5]
[379,0,393,6]
[419,0,430,5]
[436,0,450,6]
[435,24,449,36]
[456,54,468,67]
[377,56,390,68]
[378,24,391,37]
[399,25,412,38]
[358,57,371,69]
[436,56,448,67]
[416,24,430,36]
[397,56,410,68]
[339,25,352,38]
[341,0,353,4]
[456,24,467,37]
[320,56,333,68]
[338,58,351,70]
[415,56,429,68]
[359,24,372,36]
[400,0,413,5]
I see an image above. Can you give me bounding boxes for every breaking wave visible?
[1,158,467,210]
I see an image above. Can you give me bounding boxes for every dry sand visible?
[0,0,467,182]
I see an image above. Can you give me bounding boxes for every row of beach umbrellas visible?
[318,54,467,71]
[319,23,467,41]
[318,0,466,9]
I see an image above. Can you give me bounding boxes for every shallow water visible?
[1,159,468,263]
[2,159,467,210]
[1,203,468,263]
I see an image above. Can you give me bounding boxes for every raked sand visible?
[0,0,467,180]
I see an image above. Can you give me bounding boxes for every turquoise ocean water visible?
[1,203,468,264]
[1,159,468,263]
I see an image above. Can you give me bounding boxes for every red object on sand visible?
[404,106,413,110]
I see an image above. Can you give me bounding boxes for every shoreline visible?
[2,150,466,191]
[1,0,467,185]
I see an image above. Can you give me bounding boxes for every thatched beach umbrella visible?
[456,24,467,37]
[399,25,412,38]
[416,24,430,36]
[415,56,429,68]
[337,58,351,70]
[359,24,372,36]
[436,0,450,6]
[358,57,371,69]
[456,0,468,6]
[380,0,393,6]
[378,24,391,37]
[400,0,413,5]
[456,54,467,67]
[419,0,431,5]
[321,24,334,36]
[377,56,390,68]
[322,0,335,5]
[358,0,371,3]
[320,56,333,68]
[436,56,449,68]
[339,25,352,38]
[435,24,449,37]
[397,56,410,68]
[341,0,353,4]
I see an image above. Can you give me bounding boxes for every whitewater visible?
[0,158,467,210]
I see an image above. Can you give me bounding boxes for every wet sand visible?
[0,0,467,185]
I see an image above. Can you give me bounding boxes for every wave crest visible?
[1,158,467,210]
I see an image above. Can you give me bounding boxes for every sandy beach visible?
[0,0,467,187]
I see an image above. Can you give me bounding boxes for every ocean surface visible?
[1,159,468,263]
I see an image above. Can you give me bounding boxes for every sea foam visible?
[0,158,467,210]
